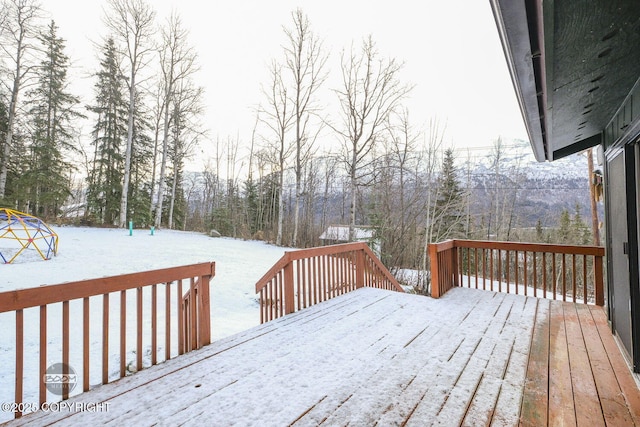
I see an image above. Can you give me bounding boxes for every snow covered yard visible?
[1,226,292,335]
[0,226,292,422]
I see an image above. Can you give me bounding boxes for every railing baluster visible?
[583,255,588,304]
[491,249,502,292]
[39,305,47,405]
[553,253,557,300]
[297,259,303,310]
[572,254,577,302]
[62,300,70,400]
[561,253,566,301]
[83,297,89,392]
[514,251,519,295]
[506,250,511,294]
[482,248,486,290]
[166,282,171,361]
[543,253,547,299]
[120,290,126,378]
[102,293,109,385]
[177,279,184,355]
[137,287,143,370]
[152,284,157,364]
[474,248,478,289]
[15,309,23,418]
[533,252,537,298]
[490,249,494,291]
[523,251,528,296]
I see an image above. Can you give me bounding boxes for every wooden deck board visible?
[576,303,634,426]
[564,303,606,426]
[589,304,640,425]
[5,287,640,427]
[547,300,576,426]
[520,297,549,427]
[491,296,538,427]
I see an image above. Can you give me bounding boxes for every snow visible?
[0,226,293,423]
[0,226,588,424]
[3,287,538,425]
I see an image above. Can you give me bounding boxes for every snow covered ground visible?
[0,226,293,422]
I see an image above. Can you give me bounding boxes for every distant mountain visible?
[462,139,600,228]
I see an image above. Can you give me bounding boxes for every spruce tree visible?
[126,89,153,227]
[21,20,82,218]
[86,38,128,225]
[433,148,465,241]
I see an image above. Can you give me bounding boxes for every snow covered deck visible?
[6,287,640,426]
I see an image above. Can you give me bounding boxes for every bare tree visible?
[103,0,156,228]
[148,78,165,219]
[259,60,294,246]
[377,109,422,267]
[485,137,526,241]
[0,0,42,199]
[167,79,204,229]
[419,118,447,291]
[154,11,199,228]
[332,36,412,241]
[282,8,328,246]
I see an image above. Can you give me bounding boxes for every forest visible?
[0,0,597,278]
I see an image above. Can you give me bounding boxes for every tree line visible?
[0,0,594,278]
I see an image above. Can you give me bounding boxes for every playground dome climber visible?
[0,208,58,263]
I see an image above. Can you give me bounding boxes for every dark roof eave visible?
[490,0,548,162]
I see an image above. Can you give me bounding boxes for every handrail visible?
[429,239,605,305]
[256,242,403,323]
[0,262,214,420]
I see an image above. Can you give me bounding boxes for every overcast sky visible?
[43,0,528,167]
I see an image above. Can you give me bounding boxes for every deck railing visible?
[0,262,214,419]
[255,242,404,323]
[428,239,604,305]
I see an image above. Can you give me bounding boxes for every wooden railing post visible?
[452,245,459,287]
[595,255,604,306]
[199,262,214,346]
[284,261,295,315]
[356,249,365,289]
[429,244,441,298]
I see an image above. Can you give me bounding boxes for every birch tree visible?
[259,60,294,246]
[333,36,412,241]
[283,8,328,246]
[154,12,199,228]
[103,0,155,228]
[0,0,42,200]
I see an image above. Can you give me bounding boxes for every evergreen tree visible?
[433,148,465,241]
[85,38,128,225]
[572,204,590,245]
[126,89,153,227]
[557,208,572,243]
[21,21,82,218]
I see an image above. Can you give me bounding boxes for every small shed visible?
[319,225,381,257]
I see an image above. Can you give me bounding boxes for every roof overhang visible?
[490,0,640,161]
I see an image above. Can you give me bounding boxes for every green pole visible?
[150,226,155,236]
[129,221,133,236]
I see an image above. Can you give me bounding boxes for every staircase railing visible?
[255,242,403,323]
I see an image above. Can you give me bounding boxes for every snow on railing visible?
[429,239,604,305]
[255,242,403,323]
[0,262,214,420]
